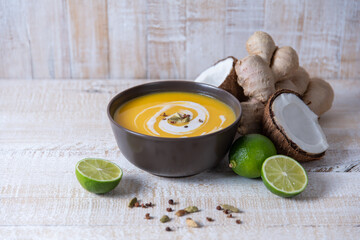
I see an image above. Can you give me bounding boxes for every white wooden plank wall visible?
[0,0,359,80]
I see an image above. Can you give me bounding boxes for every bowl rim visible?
[107,80,242,141]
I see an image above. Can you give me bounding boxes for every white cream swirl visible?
[134,101,227,137]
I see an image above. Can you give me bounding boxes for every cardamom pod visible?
[175,209,187,217]
[186,218,199,228]
[184,206,199,213]
[220,204,240,213]
[128,197,137,208]
[160,215,170,223]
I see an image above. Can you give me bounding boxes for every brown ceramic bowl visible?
[107,81,242,177]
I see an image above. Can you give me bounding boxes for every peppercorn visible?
[216,206,221,210]
[168,199,174,205]
[165,227,172,232]
[166,207,173,212]
[145,213,151,220]
[206,217,214,222]
[236,220,242,224]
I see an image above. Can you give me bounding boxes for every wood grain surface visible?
[0,79,359,239]
[0,0,359,80]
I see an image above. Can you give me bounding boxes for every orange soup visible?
[114,92,236,138]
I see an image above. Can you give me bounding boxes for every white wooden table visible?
[1,79,359,239]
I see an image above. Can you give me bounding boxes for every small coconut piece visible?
[263,90,329,162]
[238,99,264,135]
[275,67,310,95]
[246,31,277,65]
[235,55,276,103]
[271,46,299,82]
[302,78,334,116]
[195,56,247,101]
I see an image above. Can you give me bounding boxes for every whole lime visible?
[229,134,277,178]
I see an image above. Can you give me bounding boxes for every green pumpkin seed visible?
[184,206,199,213]
[160,215,170,223]
[128,197,137,208]
[220,204,240,213]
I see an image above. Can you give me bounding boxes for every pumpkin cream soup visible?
[114,92,236,138]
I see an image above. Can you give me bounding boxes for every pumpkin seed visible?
[220,204,240,213]
[128,197,137,208]
[160,215,170,223]
[184,206,199,213]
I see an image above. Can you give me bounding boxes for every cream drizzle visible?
[134,101,228,137]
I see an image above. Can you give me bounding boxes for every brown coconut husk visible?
[263,89,325,162]
[218,56,248,102]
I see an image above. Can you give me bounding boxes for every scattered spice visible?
[220,204,240,213]
[227,214,233,218]
[223,209,229,214]
[216,206,222,211]
[206,217,214,222]
[199,119,204,123]
[162,118,166,120]
[166,207,173,212]
[160,215,170,223]
[141,204,147,208]
[184,125,188,128]
[134,202,140,207]
[236,220,242,224]
[145,213,151,220]
[161,112,168,117]
[186,218,199,228]
[128,197,137,208]
[184,206,199,213]
[168,199,174,205]
[170,121,175,124]
[175,210,187,217]
[145,202,153,207]
[165,227,172,232]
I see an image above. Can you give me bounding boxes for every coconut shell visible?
[218,57,248,102]
[263,89,325,162]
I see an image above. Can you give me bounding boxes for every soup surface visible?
[114,92,236,138]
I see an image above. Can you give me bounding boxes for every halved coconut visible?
[195,56,247,101]
[263,90,329,162]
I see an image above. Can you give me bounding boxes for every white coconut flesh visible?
[195,57,234,86]
[272,93,329,154]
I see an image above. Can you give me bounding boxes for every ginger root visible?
[246,31,277,65]
[235,55,275,103]
[193,30,334,136]
[238,99,265,135]
[302,78,334,116]
[275,67,310,95]
[271,46,299,82]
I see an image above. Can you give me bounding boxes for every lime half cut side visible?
[261,155,308,198]
[75,158,123,194]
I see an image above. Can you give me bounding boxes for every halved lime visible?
[75,158,123,194]
[261,155,308,197]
